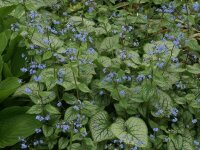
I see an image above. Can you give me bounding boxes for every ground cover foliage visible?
[0,0,200,149]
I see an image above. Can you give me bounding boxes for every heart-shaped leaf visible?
[89,111,115,142]
[111,117,148,147]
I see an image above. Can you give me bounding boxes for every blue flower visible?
[33,141,39,146]
[172,117,178,122]
[21,67,28,73]
[43,38,50,44]
[150,134,155,139]
[73,105,79,111]
[193,2,199,11]
[99,90,104,96]
[35,115,44,121]
[136,74,145,82]
[18,79,23,83]
[57,101,62,107]
[29,11,38,19]
[33,75,42,82]
[156,61,165,69]
[53,20,60,25]
[88,7,94,13]
[21,143,27,149]
[61,124,70,132]
[170,108,178,116]
[87,47,95,54]
[44,114,50,121]
[196,98,200,103]
[119,90,125,96]
[25,87,32,94]
[35,128,42,133]
[194,140,199,146]
[192,119,197,124]
[153,128,159,132]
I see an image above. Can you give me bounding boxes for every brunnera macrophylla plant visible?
[0,0,200,149]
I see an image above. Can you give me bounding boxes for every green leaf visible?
[187,38,200,52]
[42,125,54,137]
[82,138,97,150]
[28,91,56,104]
[26,105,43,114]
[186,64,200,74]
[31,33,63,49]
[68,143,81,150]
[25,0,57,10]
[43,51,52,61]
[13,82,44,97]
[39,68,57,90]
[128,0,148,3]
[0,31,9,55]
[151,90,173,116]
[0,56,3,80]
[99,36,119,52]
[45,104,60,114]
[98,56,112,67]
[78,83,91,93]
[0,106,41,148]
[38,91,56,104]
[111,117,148,147]
[89,111,115,142]
[69,16,95,26]
[82,101,103,117]
[168,130,194,150]
[59,81,76,91]
[0,5,16,17]
[64,107,79,122]
[0,77,20,102]
[59,137,69,149]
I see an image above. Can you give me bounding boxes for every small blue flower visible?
[81,131,88,137]
[119,90,125,96]
[194,140,199,146]
[196,98,200,103]
[25,87,32,94]
[33,141,39,146]
[43,38,50,44]
[21,143,27,149]
[153,128,159,132]
[193,2,199,11]
[192,119,197,124]
[99,90,104,96]
[39,139,44,144]
[87,47,95,54]
[45,114,50,121]
[18,79,22,83]
[119,144,124,149]
[61,124,70,132]
[73,105,79,111]
[57,101,62,107]
[136,74,145,82]
[21,67,28,73]
[74,128,78,133]
[35,128,42,133]
[150,134,155,139]
[156,62,165,69]
[170,108,178,116]
[33,75,42,82]
[53,20,60,25]
[88,7,94,13]
[29,11,38,19]
[172,117,178,122]
[163,137,169,142]
[35,115,44,121]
